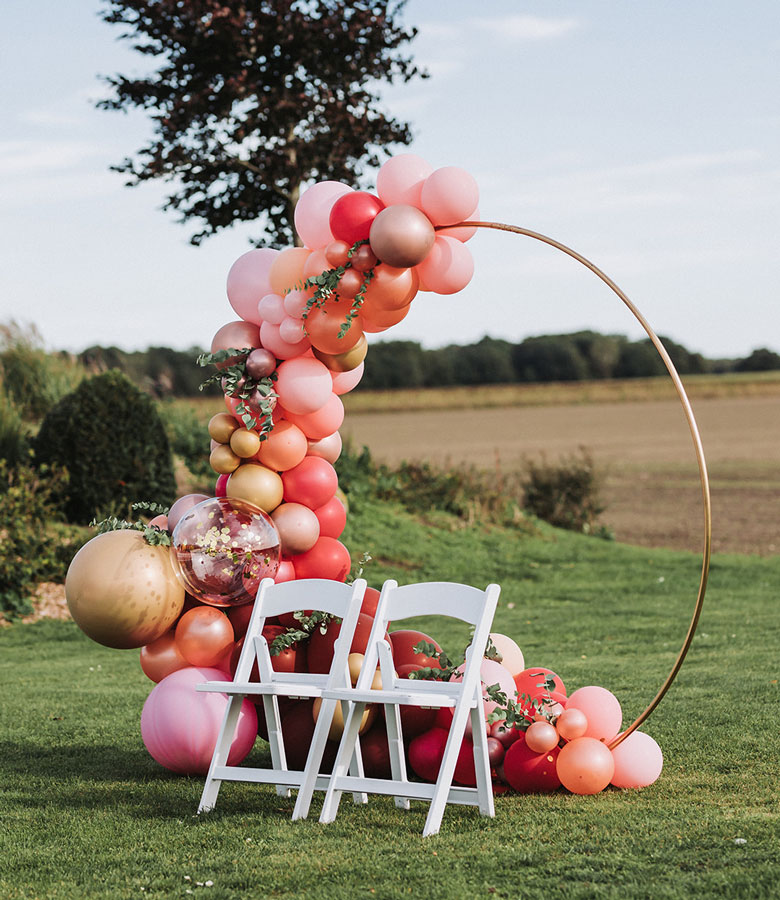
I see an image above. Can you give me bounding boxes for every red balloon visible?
[306,612,377,674]
[434,706,454,730]
[274,558,296,584]
[277,608,313,628]
[400,703,439,738]
[292,536,351,582]
[282,457,338,509]
[487,737,506,769]
[408,727,449,782]
[314,494,347,539]
[503,733,561,793]
[280,701,337,771]
[454,736,476,786]
[359,723,392,778]
[329,191,385,246]
[215,474,229,498]
[227,603,254,641]
[513,667,567,716]
[360,586,381,618]
[490,719,522,749]
[388,629,443,671]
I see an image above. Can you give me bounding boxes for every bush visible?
[160,399,214,487]
[33,370,177,524]
[522,450,609,536]
[0,392,28,469]
[0,461,88,617]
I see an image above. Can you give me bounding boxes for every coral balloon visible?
[294,181,353,249]
[141,666,257,775]
[274,558,296,583]
[503,734,561,793]
[415,235,474,295]
[566,686,623,743]
[376,153,433,208]
[271,502,321,555]
[313,494,346,539]
[420,166,479,226]
[312,335,368,374]
[361,264,418,313]
[65,530,184,649]
[283,289,311,319]
[226,462,284,513]
[175,606,234,667]
[259,320,310,360]
[279,315,306,345]
[610,731,663,788]
[524,720,560,754]
[331,361,364,395]
[307,431,342,464]
[329,191,384,245]
[302,247,330,279]
[171,496,280,607]
[556,737,615,795]
[282,456,338,509]
[274,357,333,415]
[369,205,435,269]
[256,420,308,472]
[514,667,566,699]
[305,299,364,356]
[269,247,310,296]
[360,302,412,333]
[556,707,589,742]
[139,630,189,683]
[488,633,525,677]
[226,248,279,325]
[291,536,351,582]
[283,393,344,440]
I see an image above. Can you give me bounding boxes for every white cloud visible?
[471,14,580,42]
[0,139,103,176]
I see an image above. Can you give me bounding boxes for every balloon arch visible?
[65,155,711,794]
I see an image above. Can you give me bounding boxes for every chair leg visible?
[292,697,340,821]
[198,694,244,814]
[345,701,369,805]
[262,695,291,799]
[384,703,411,810]
[319,701,366,824]
[470,706,495,818]
[422,700,471,837]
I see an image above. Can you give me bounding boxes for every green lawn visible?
[1,499,778,899]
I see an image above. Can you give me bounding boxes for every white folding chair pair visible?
[197,577,369,820]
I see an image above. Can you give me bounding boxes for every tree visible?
[98,0,426,246]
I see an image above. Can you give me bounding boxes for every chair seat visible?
[322,686,465,707]
[197,680,323,698]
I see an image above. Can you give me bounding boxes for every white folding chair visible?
[197,576,368,820]
[318,580,501,837]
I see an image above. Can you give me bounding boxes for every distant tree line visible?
[77,332,780,397]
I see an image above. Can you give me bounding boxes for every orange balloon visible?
[556,707,589,742]
[302,248,330,279]
[175,606,234,668]
[362,265,418,312]
[269,247,311,295]
[305,299,364,355]
[256,420,308,471]
[139,630,189,683]
[556,737,615,795]
[360,302,411,333]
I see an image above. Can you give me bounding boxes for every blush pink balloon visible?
[610,731,663,788]
[259,321,310,360]
[376,153,433,208]
[140,666,257,775]
[294,181,353,249]
[226,248,279,325]
[566,686,623,743]
[307,431,342,464]
[274,357,333,415]
[488,633,525,677]
[283,289,311,319]
[452,658,516,736]
[331,361,364,395]
[167,493,211,533]
[279,315,306,345]
[438,206,480,242]
[420,166,480,226]
[283,393,344,440]
[415,235,474,295]
[258,293,286,325]
[211,321,261,355]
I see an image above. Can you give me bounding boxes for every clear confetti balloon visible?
[171,496,280,607]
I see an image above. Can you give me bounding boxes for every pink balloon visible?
[274,357,333,415]
[451,658,516,736]
[566,686,623,743]
[279,315,306,345]
[331,361,364,395]
[557,736,615,795]
[415,235,474,295]
[211,320,260,355]
[307,431,342,464]
[226,248,279,325]
[376,153,433,209]
[420,166,480,226]
[610,731,663,788]
[283,289,311,319]
[438,206,480,242]
[283,393,344,440]
[294,181,353,249]
[259,320,310,360]
[167,493,210,533]
[140,666,257,775]
[258,293,286,325]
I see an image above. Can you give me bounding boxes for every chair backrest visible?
[356,580,501,694]
[233,577,367,688]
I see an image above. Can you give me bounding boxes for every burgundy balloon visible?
[369,205,435,269]
[245,348,277,379]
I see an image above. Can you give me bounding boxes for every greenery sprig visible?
[268,610,340,656]
[90,501,172,546]
[485,672,560,729]
[196,347,277,437]
[407,634,503,682]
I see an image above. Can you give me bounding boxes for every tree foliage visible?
[98,0,426,245]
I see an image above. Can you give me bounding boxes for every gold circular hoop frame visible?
[447,221,712,749]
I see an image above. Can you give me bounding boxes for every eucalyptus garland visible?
[196,347,277,437]
[90,501,172,546]
[268,609,339,656]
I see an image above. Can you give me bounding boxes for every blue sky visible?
[1,1,778,357]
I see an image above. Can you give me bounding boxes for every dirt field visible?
[340,395,780,557]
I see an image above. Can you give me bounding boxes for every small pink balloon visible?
[307,431,342,464]
[214,474,229,498]
[556,707,589,742]
[211,321,260,356]
[415,235,474,295]
[274,357,333,415]
[283,393,344,440]
[488,633,525,677]
[294,181,353,249]
[610,731,663,788]
[258,293,286,325]
[420,166,480,226]
[331,361,364,395]
[141,666,257,775]
[226,248,279,325]
[376,153,433,208]
[566,686,623,744]
[451,658,515,736]
[167,493,210,533]
[279,315,306,345]
[438,206,480,242]
[148,514,169,531]
[259,320,310,360]
[283,289,311,319]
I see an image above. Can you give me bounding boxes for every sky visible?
[1,1,778,359]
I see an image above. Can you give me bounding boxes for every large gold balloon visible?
[226,462,284,513]
[65,530,184,650]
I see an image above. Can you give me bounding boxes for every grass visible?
[1,499,778,899]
